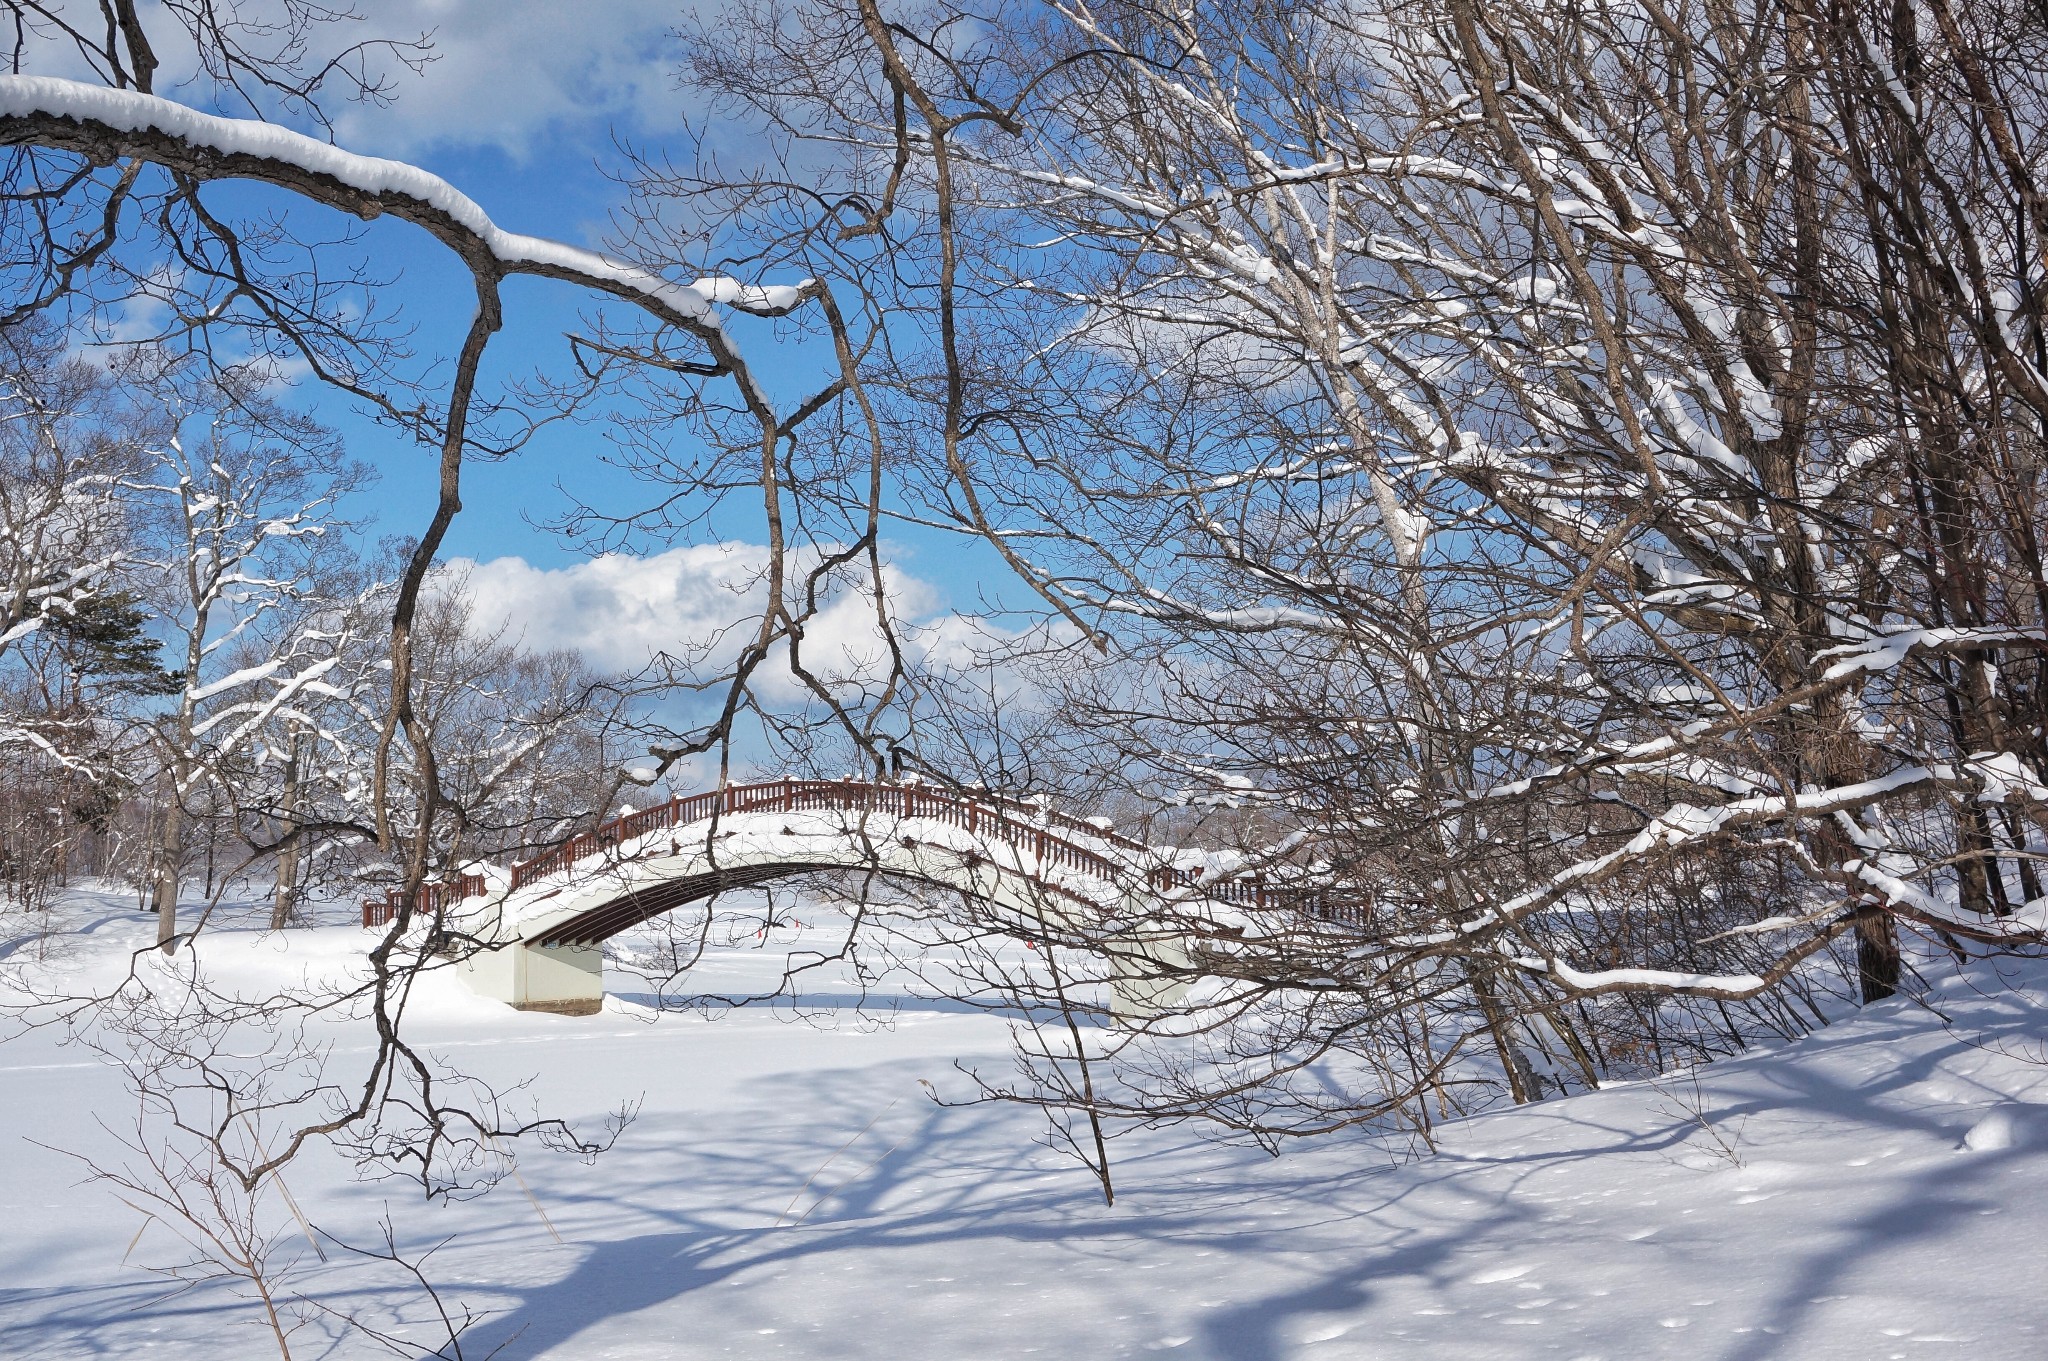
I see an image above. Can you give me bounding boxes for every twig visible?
[775,1099,899,1227]
[787,1131,916,1228]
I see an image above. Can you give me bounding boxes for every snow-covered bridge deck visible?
[367,778,1270,1015]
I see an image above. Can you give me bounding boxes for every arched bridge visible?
[367,778,1291,1016]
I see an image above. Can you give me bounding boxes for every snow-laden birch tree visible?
[128,363,365,952]
[0,323,172,909]
[375,570,630,883]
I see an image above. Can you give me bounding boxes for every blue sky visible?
[170,0,1016,678]
[290,2,815,568]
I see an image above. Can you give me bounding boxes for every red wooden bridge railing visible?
[361,871,488,927]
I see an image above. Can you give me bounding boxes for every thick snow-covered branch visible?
[0,75,814,412]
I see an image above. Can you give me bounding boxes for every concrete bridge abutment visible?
[460,939,605,1016]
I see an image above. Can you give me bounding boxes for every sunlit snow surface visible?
[3,892,2046,1359]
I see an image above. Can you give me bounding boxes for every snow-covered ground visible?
[3,892,2046,1359]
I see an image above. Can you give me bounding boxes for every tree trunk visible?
[1856,909,1901,1004]
[152,783,183,954]
[270,739,303,931]
[1468,961,1539,1104]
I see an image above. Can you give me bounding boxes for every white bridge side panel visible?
[449,810,1194,1018]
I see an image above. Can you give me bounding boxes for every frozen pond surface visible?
[2,892,2045,1359]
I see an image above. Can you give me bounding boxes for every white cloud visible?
[451,543,951,701]
[330,0,692,156]
[9,2,694,158]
